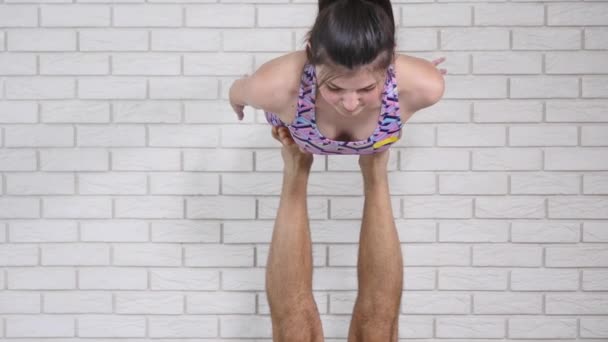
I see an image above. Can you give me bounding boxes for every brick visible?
[44,292,112,313]
[330,196,401,218]
[584,173,608,194]
[474,293,542,314]
[510,172,580,195]
[112,53,180,75]
[583,221,608,242]
[150,268,219,290]
[116,292,183,314]
[187,292,255,313]
[111,148,180,171]
[7,29,76,51]
[397,28,437,51]
[187,5,255,27]
[509,125,577,146]
[9,220,78,242]
[114,5,181,27]
[6,316,74,337]
[184,53,251,76]
[0,101,37,123]
[0,244,38,266]
[439,220,509,242]
[549,196,608,219]
[79,173,147,195]
[6,77,75,99]
[257,5,317,27]
[405,244,470,266]
[441,28,509,50]
[436,317,505,338]
[546,148,608,170]
[473,244,542,266]
[114,101,180,123]
[41,5,110,27]
[474,100,543,123]
[222,269,265,290]
[546,246,608,267]
[583,270,608,291]
[78,315,145,337]
[0,292,40,313]
[40,53,108,75]
[43,197,111,218]
[580,318,608,338]
[440,173,507,195]
[439,268,508,290]
[582,76,608,98]
[443,76,507,99]
[0,198,39,218]
[152,29,221,51]
[582,126,608,146]
[79,77,146,99]
[438,124,505,146]
[113,243,181,266]
[510,76,578,98]
[0,53,36,75]
[403,292,470,314]
[150,77,218,99]
[473,52,541,74]
[80,29,148,51]
[187,196,255,219]
[513,28,581,50]
[41,243,109,265]
[401,148,469,171]
[6,173,75,195]
[547,52,608,74]
[548,3,608,26]
[511,269,579,291]
[223,29,292,52]
[313,267,357,290]
[148,316,218,338]
[511,221,580,243]
[585,28,608,49]
[41,101,110,123]
[115,197,183,219]
[184,244,253,267]
[5,125,73,147]
[149,125,220,147]
[546,294,608,314]
[0,5,37,27]
[547,100,608,122]
[401,4,470,26]
[475,4,543,26]
[8,267,75,289]
[79,267,147,290]
[219,315,270,338]
[476,196,545,218]
[509,318,577,338]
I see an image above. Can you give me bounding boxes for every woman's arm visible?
[397,55,446,116]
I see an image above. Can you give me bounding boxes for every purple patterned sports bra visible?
[265,62,403,155]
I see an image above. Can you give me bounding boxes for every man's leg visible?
[265,127,324,342]
[348,151,403,342]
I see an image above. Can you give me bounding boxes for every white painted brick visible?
[474,244,542,266]
[439,220,509,242]
[41,5,109,27]
[476,196,545,219]
[112,53,180,75]
[330,196,401,219]
[546,246,608,267]
[152,221,220,243]
[547,100,608,122]
[289,219,357,242]
[473,148,542,170]
[9,220,77,242]
[510,125,577,146]
[219,315,271,338]
[0,244,38,265]
[582,270,608,291]
[151,29,221,51]
[580,318,608,339]
[583,221,608,242]
[439,173,507,195]
[149,316,218,338]
[582,77,608,97]
[41,243,109,265]
[187,5,255,27]
[5,125,73,147]
[78,315,145,337]
[115,197,183,219]
[222,221,271,244]
[224,29,292,52]
[313,267,357,290]
[184,244,253,267]
[187,292,255,313]
[439,268,508,290]
[584,173,608,194]
[401,4,470,26]
[8,267,75,289]
[257,196,328,219]
[473,52,541,74]
[401,148,469,171]
[43,197,111,218]
[42,53,109,76]
[7,29,76,51]
[116,292,183,314]
[441,28,509,50]
[79,77,146,99]
[443,76,507,99]
[396,220,436,242]
[114,5,182,27]
[474,4,543,26]
[582,126,608,146]
[0,197,39,218]
[150,77,218,99]
[150,268,219,290]
[474,100,542,123]
[405,244,469,266]
[0,53,36,75]
[328,291,356,314]
[509,318,577,338]
[44,292,112,313]
[150,172,218,195]
[328,244,357,266]
[436,317,504,338]
[407,100,470,123]
[547,52,608,74]
[112,148,180,171]
[511,221,580,243]
[546,294,608,314]
[79,173,147,195]
[41,101,110,123]
[222,269,265,290]
[77,125,145,147]
[6,77,75,99]
[222,124,283,148]
[475,292,542,314]
[114,101,180,123]
[549,196,608,219]
[184,149,254,172]
[511,172,580,195]
[513,28,581,50]
[0,223,5,243]
[397,28,437,50]
[256,148,326,172]
[548,3,608,26]
[438,124,505,146]
[403,196,472,218]
[256,243,326,267]
[386,171,437,195]
[113,243,181,266]
[586,28,608,49]
[80,29,148,51]
[327,153,397,171]
[6,316,74,337]
[149,125,219,147]
[0,101,37,123]
[0,5,37,26]
[510,76,578,99]
[0,292,40,313]
[187,196,255,219]
[546,148,608,171]
[511,268,579,291]
[184,54,251,76]
[394,124,435,147]
[403,292,470,314]
[6,173,75,195]
[79,267,147,290]
[398,315,434,339]
[257,5,316,27]
[403,267,436,290]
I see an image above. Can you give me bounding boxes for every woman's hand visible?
[229,74,249,121]
[431,57,447,75]
[271,126,313,170]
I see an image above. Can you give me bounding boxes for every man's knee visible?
[271,305,324,342]
[349,314,398,342]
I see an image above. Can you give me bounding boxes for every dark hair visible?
[303,0,396,86]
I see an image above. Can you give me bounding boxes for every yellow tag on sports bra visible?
[373,136,399,149]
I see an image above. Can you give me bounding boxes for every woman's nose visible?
[342,94,360,111]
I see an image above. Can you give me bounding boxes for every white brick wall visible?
[0,0,606,341]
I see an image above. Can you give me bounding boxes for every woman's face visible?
[316,66,386,118]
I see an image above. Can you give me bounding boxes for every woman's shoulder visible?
[394,53,445,114]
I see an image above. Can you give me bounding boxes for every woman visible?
[229,0,445,340]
